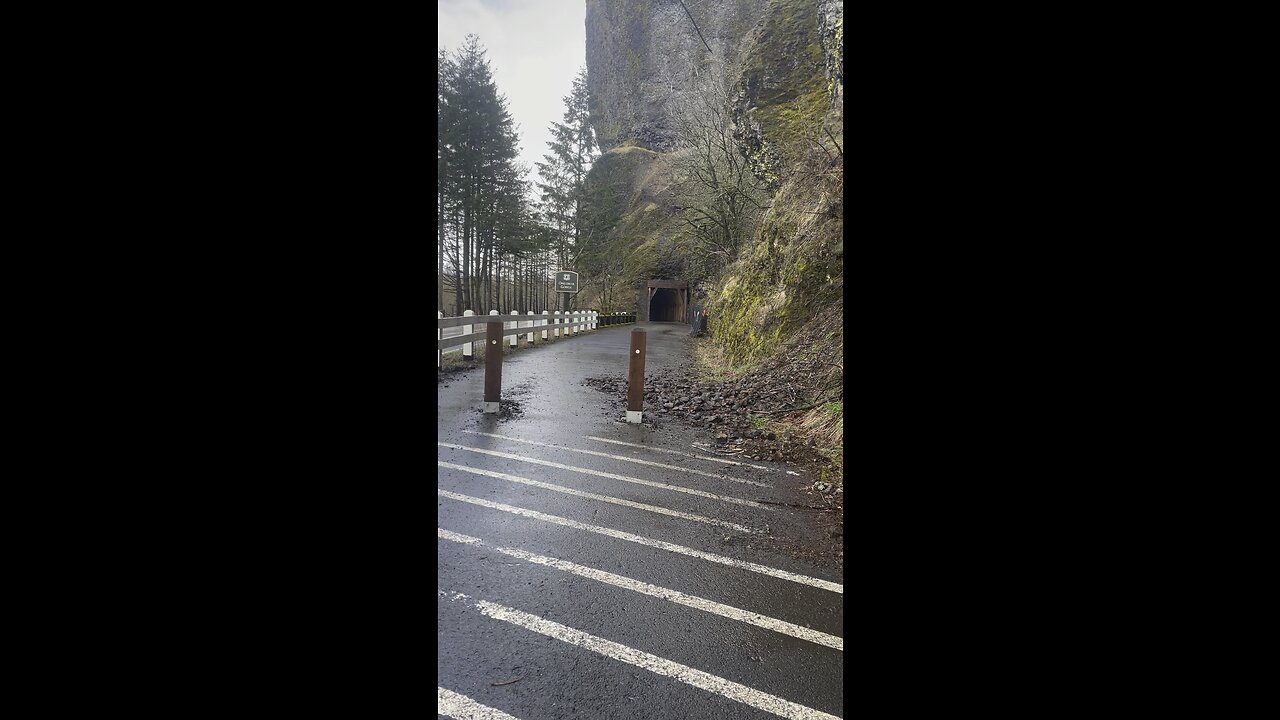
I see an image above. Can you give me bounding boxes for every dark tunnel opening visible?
[649,288,684,322]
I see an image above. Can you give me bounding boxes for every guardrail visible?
[437,310,637,367]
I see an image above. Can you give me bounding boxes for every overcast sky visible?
[439,0,587,195]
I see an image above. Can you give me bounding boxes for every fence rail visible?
[437,310,637,365]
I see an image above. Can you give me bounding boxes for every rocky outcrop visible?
[585,0,762,152]
[730,0,836,187]
[817,0,843,107]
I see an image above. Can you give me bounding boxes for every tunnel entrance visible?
[650,289,681,322]
[641,280,688,322]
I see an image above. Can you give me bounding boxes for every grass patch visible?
[799,401,843,484]
[693,341,758,383]
[439,347,484,371]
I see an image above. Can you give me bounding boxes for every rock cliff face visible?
[585,0,763,152]
[584,0,843,366]
[818,0,843,108]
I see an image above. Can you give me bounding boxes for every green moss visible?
[609,143,654,155]
[707,155,843,365]
[737,0,829,171]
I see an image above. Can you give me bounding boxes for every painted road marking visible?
[437,686,521,720]
[438,442,769,510]
[439,461,758,534]
[439,591,840,720]
[439,528,842,650]
[437,489,843,594]
[464,430,774,487]
[587,435,775,471]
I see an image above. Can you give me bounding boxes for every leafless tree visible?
[662,54,767,269]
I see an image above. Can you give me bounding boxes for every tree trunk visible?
[480,233,491,314]
[462,198,472,312]
[453,212,463,315]
[438,171,445,313]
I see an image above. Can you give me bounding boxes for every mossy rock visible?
[735,0,829,178]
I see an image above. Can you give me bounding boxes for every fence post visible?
[627,328,647,423]
[554,310,561,337]
[438,311,443,368]
[463,309,475,360]
[527,310,536,344]
[542,310,549,340]
[484,320,503,413]
[509,311,518,348]
[592,311,597,330]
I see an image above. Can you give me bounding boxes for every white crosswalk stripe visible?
[586,435,775,471]
[439,528,842,650]
[440,591,841,720]
[439,461,758,534]
[438,442,769,509]
[437,686,522,720]
[437,488,843,594]
[463,430,774,487]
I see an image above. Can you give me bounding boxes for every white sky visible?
[438,0,587,196]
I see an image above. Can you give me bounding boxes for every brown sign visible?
[556,271,579,293]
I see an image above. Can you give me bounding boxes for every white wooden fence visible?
[438,310,597,367]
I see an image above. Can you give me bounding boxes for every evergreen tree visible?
[535,67,597,310]
[438,35,527,314]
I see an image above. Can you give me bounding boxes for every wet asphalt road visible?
[438,322,843,719]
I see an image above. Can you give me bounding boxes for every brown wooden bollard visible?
[484,321,503,413]
[627,328,646,423]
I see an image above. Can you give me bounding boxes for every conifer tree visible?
[438,35,527,314]
[535,67,597,310]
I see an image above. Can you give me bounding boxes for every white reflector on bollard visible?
[463,309,475,360]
